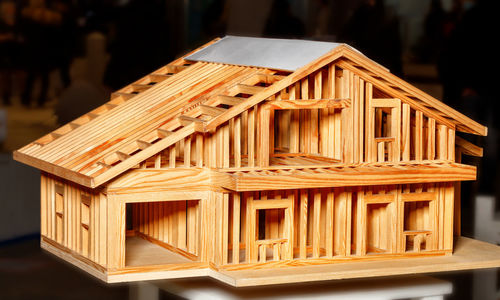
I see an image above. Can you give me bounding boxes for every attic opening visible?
[125,200,200,267]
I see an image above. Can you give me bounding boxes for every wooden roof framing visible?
[14,37,487,188]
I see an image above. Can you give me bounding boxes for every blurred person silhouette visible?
[104,0,170,90]
[312,0,333,39]
[442,0,465,38]
[50,0,77,89]
[264,0,305,38]
[54,58,106,126]
[20,0,62,107]
[414,0,446,62]
[0,0,20,106]
[339,0,403,77]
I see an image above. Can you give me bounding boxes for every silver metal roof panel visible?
[185,36,344,72]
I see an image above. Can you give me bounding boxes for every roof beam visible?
[205,44,349,132]
[339,47,487,136]
[199,104,227,117]
[336,60,456,130]
[111,92,135,101]
[157,128,173,138]
[179,115,204,127]
[235,84,266,95]
[456,136,483,157]
[264,99,350,110]
[136,140,152,150]
[116,151,131,161]
[216,95,246,106]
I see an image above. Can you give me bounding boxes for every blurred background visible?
[0,0,499,299]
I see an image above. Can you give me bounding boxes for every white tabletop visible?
[131,275,452,300]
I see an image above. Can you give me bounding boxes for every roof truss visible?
[13,40,487,188]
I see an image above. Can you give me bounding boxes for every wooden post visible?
[356,189,367,256]
[402,104,411,161]
[248,108,255,167]
[234,116,241,168]
[258,107,271,167]
[232,193,240,264]
[325,189,334,257]
[299,189,308,259]
[245,192,257,263]
[106,193,125,269]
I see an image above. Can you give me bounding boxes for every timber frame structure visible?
[13,36,492,285]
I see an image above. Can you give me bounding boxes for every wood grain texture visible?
[17,37,491,285]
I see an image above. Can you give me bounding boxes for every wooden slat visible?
[415,111,423,161]
[248,108,256,167]
[312,189,321,258]
[236,84,266,95]
[402,104,410,161]
[217,95,246,106]
[427,118,436,160]
[357,189,367,255]
[200,104,227,117]
[233,193,241,264]
[299,190,308,259]
[264,99,350,110]
[455,136,482,157]
[234,116,241,168]
[136,140,152,150]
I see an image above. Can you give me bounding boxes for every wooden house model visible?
[13,36,489,285]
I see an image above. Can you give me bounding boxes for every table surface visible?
[147,275,452,300]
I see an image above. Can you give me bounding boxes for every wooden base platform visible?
[214,237,500,286]
[42,236,500,286]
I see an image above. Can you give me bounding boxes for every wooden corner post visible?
[106,193,125,269]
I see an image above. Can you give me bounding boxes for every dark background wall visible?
[0,0,498,299]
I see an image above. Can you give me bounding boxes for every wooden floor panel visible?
[125,236,192,266]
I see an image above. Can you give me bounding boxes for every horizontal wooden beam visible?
[178,116,206,132]
[13,152,94,187]
[148,74,171,83]
[216,95,246,106]
[455,136,483,157]
[221,163,476,191]
[107,167,212,193]
[264,99,350,110]
[252,199,292,209]
[235,84,266,95]
[199,104,227,117]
